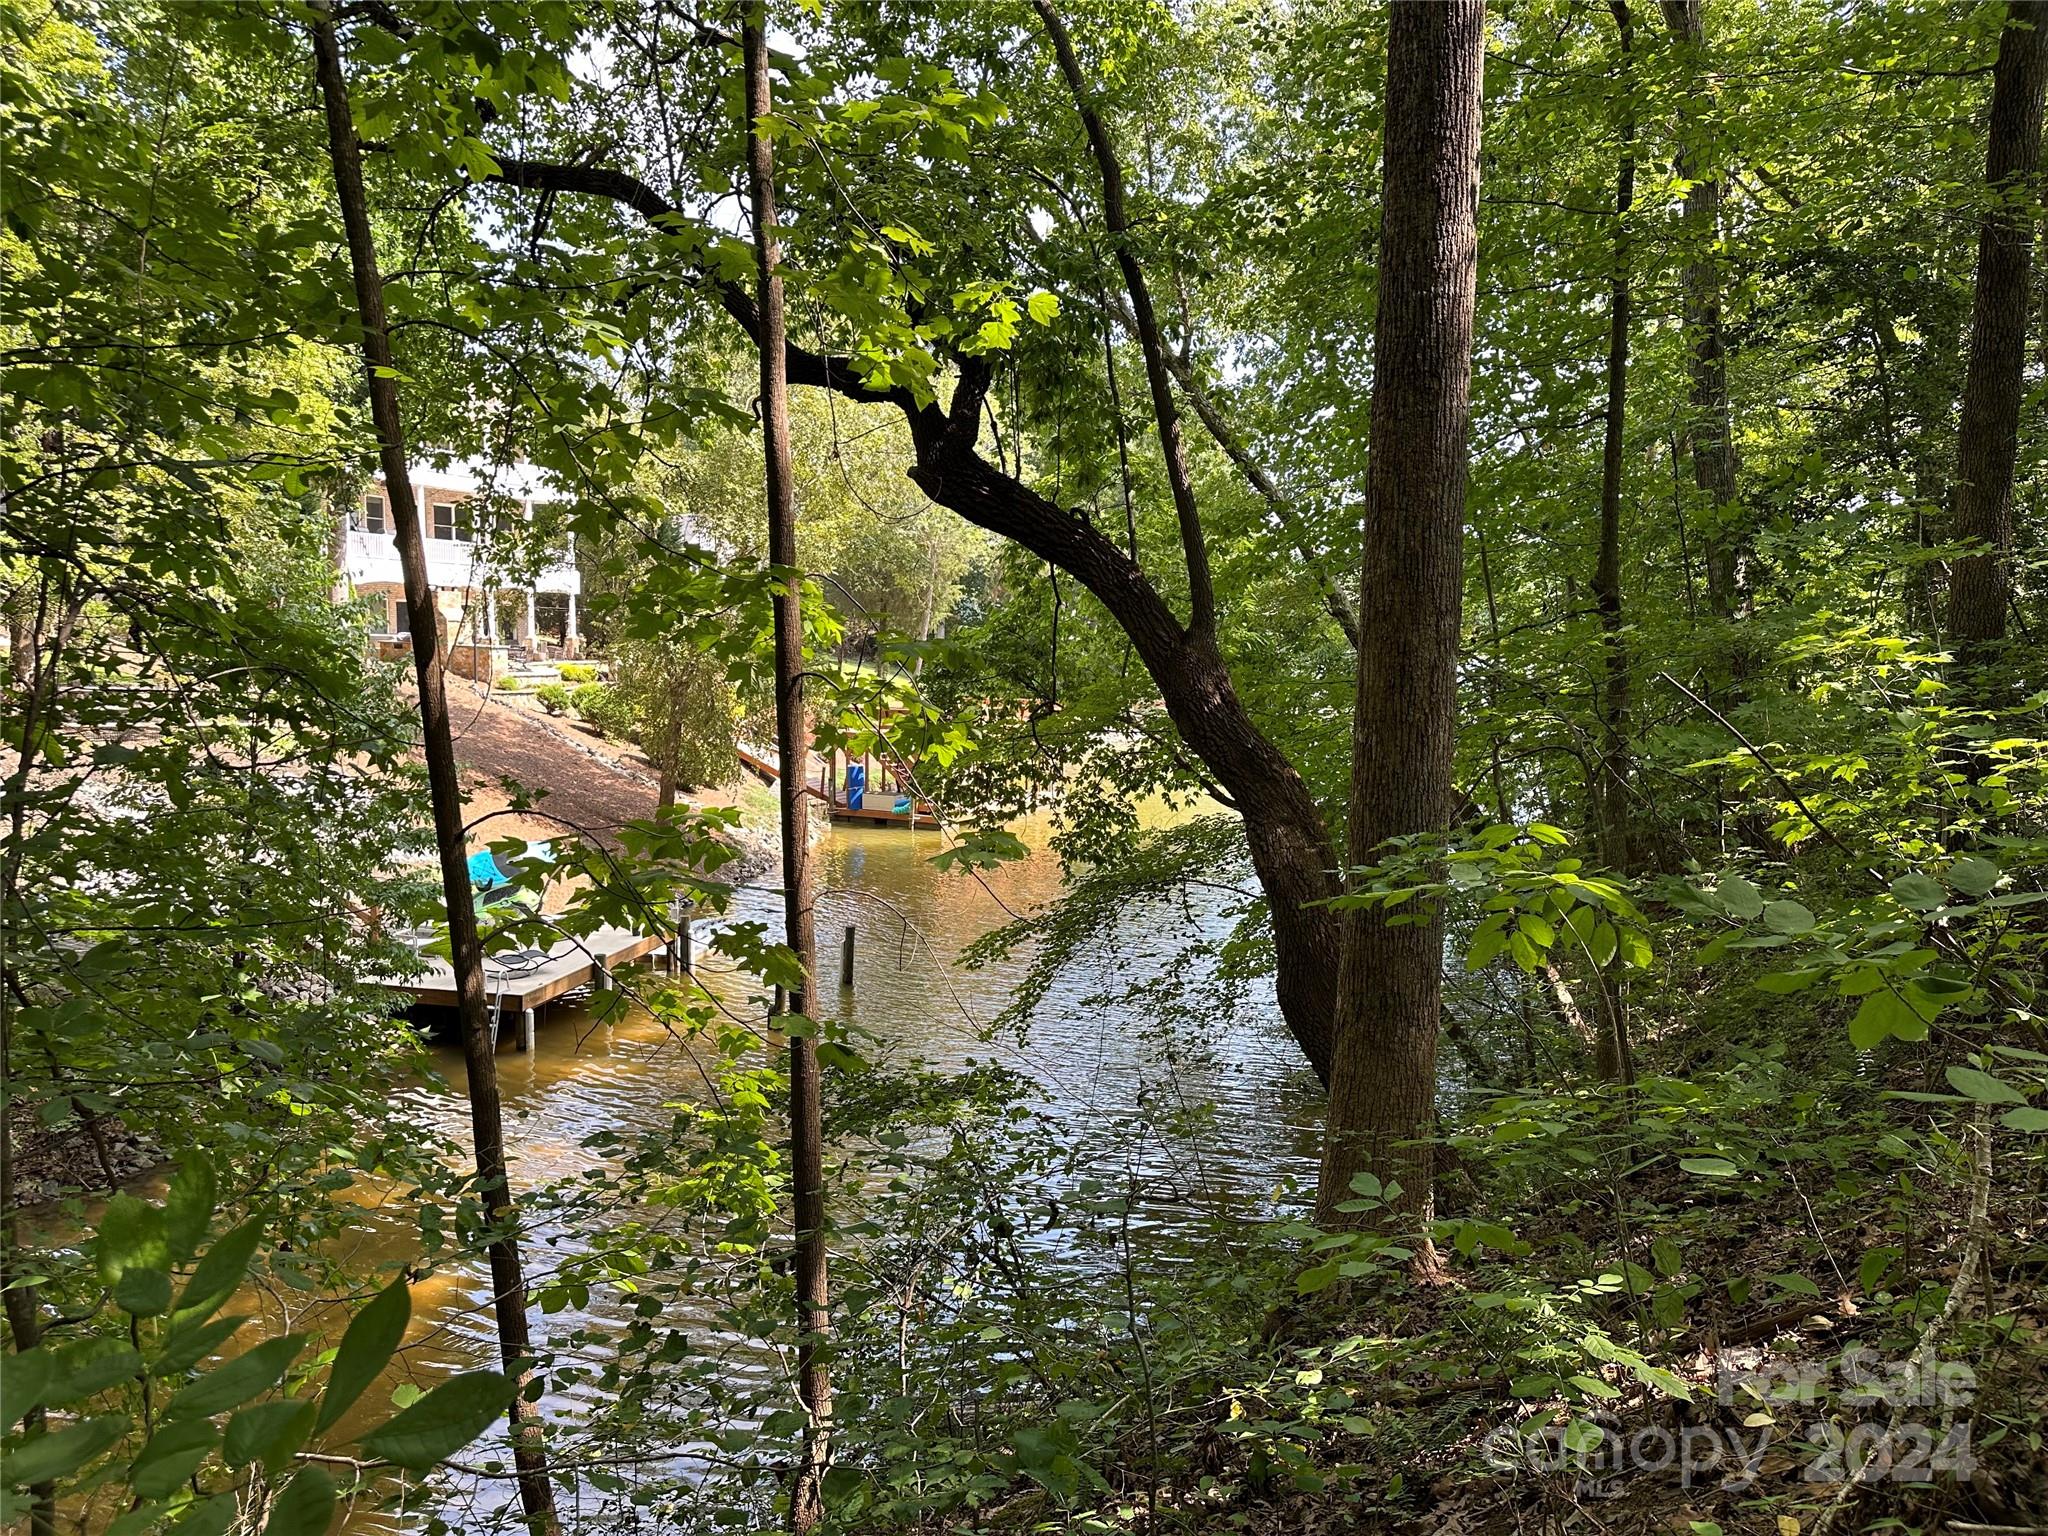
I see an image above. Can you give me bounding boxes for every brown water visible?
[322,817,1322,1530]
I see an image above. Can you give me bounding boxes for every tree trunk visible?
[742,16,831,1530]
[1315,0,1484,1238]
[1948,0,2048,677]
[1,575,76,1536]
[1659,0,1746,633]
[1592,0,1638,1084]
[308,13,559,1531]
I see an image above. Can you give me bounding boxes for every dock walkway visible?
[377,925,667,1049]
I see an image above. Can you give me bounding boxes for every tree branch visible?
[1031,0,1217,642]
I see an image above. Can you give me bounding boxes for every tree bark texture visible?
[1315,0,1485,1233]
[742,16,832,1531]
[1948,0,2048,674]
[309,13,559,1531]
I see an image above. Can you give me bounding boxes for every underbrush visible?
[773,1044,2047,1536]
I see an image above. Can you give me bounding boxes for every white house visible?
[343,459,583,663]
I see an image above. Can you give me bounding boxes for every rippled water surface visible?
[325,816,1321,1530]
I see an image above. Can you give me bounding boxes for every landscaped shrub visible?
[558,662,598,684]
[536,682,571,715]
[496,674,523,692]
[572,681,634,738]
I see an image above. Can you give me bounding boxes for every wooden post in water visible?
[520,1008,536,1054]
[840,924,855,989]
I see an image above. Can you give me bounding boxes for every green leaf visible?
[115,1268,173,1318]
[1769,1272,1822,1298]
[1858,1247,1900,1294]
[156,1315,253,1379]
[262,1467,335,1536]
[1756,968,1822,994]
[165,1335,307,1421]
[1,1416,128,1488]
[1849,989,1927,1050]
[131,1420,218,1499]
[163,1157,217,1265]
[1716,874,1763,919]
[1762,900,1814,935]
[1561,1418,1604,1453]
[1025,289,1060,325]
[44,1338,144,1406]
[1679,1156,1739,1178]
[3,1352,53,1426]
[815,1040,869,1074]
[170,1494,237,1536]
[316,1279,410,1433]
[224,1400,316,1473]
[1946,856,2000,896]
[356,1370,512,1470]
[1889,872,1945,911]
[1944,1066,2025,1105]
[97,1194,170,1315]
[2000,1106,2048,1132]
[174,1218,264,1323]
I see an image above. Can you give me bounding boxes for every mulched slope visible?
[446,688,662,849]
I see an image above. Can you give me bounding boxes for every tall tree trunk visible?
[1,574,77,1536]
[308,14,559,1532]
[1948,0,2048,678]
[742,16,831,1530]
[1659,0,1745,634]
[1316,0,1485,1238]
[1592,1,1638,1084]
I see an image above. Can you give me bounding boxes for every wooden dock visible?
[826,799,940,829]
[381,926,666,1047]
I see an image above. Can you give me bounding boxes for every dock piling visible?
[840,923,855,989]
[519,1008,536,1053]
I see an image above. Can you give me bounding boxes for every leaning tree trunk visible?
[1948,0,2048,681]
[1316,0,1485,1240]
[308,11,559,1531]
[1591,0,1638,1085]
[1659,0,1746,635]
[485,156,1348,1087]
[742,15,832,1531]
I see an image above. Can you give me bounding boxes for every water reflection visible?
[350,817,1322,1529]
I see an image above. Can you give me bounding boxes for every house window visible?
[392,599,410,636]
[361,495,386,533]
[432,501,456,541]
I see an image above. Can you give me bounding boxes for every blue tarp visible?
[844,761,867,809]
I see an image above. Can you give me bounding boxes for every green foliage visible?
[557,662,597,684]
[570,680,632,737]
[0,1169,509,1529]
[535,681,571,714]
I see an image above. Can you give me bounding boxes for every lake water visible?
[291,816,1322,1530]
